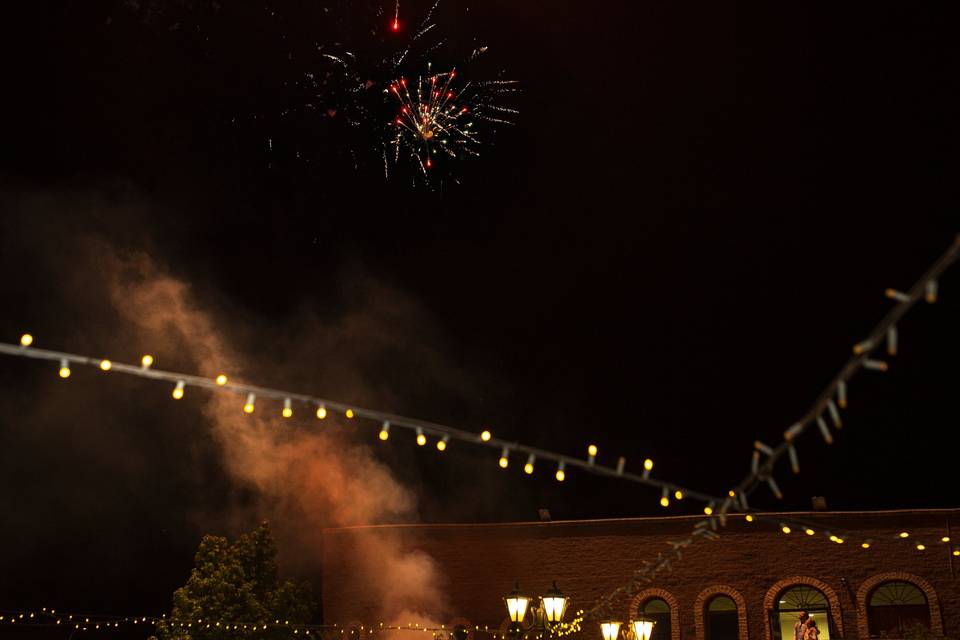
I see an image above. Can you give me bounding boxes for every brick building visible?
[321,509,960,639]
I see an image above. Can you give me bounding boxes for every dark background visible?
[0,0,957,625]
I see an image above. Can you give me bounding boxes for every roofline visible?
[321,507,960,533]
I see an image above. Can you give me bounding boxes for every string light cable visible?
[549,236,960,633]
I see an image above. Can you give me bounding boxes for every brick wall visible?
[321,509,960,639]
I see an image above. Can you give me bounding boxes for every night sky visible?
[1,0,957,623]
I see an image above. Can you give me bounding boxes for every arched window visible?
[706,596,739,640]
[642,598,671,640]
[772,585,832,640]
[868,581,930,637]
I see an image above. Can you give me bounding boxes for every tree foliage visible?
[154,522,315,640]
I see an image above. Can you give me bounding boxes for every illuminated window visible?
[868,582,929,638]
[642,598,671,640]
[771,586,832,640]
[706,596,738,640]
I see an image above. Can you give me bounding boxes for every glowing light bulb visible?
[781,525,792,535]
[588,444,598,457]
[704,506,713,515]
[20,334,33,347]
[728,489,736,498]
[498,446,509,468]
[643,458,654,471]
[216,374,228,386]
[953,549,959,557]
[437,435,449,451]
[243,393,256,414]
[861,542,871,549]
[660,488,670,508]
[480,429,492,442]
[555,461,566,482]
[745,514,754,522]
[899,531,909,538]
[416,428,426,446]
[316,405,327,420]
[141,354,154,368]
[58,359,71,378]
[916,544,926,551]
[674,489,684,501]
[942,536,951,543]
[835,537,845,544]
[524,454,535,474]
[392,18,399,31]
[282,398,293,418]
[805,528,815,536]
[379,422,390,441]
[100,359,112,371]
[345,409,355,419]
[172,380,185,400]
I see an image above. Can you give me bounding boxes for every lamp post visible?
[504,582,570,640]
[631,617,656,640]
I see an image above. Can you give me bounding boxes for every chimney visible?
[812,496,828,511]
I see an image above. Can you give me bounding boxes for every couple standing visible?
[793,611,820,640]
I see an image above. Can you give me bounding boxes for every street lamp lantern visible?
[504,583,532,623]
[600,621,623,640]
[631,617,656,640]
[540,581,569,624]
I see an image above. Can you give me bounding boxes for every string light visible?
[953,549,960,557]
[283,398,293,418]
[416,427,427,446]
[20,333,33,347]
[524,453,535,474]
[379,422,391,441]
[805,528,815,536]
[172,380,185,400]
[58,358,70,378]
[703,503,714,515]
[100,359,112,371]
[674,489,684,500]
[745,514,754,522]
[480,429,491,442]
[660,487,670,508]
[498,446,509,468]
[862,359,889,372]
[916,544,926,551]
[436,435,449,451]
[316,405,327,420]
[244,393,256,414]
[345,409,355,419]
[942,536,951,543]
[780,524,791,535]
[899,531,910,538]
[216,374,228,386]
[141,354,154,369]
[555,460,566,482]
[861,541,872,549]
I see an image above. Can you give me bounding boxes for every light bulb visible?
[437,435,449,451]
[100,359,112,371]
[141,354,154,368]
[953,549,959,557]
[555,461,566,482]
[524,454,535,474]
[172,380,185,400]
[861,542,871,549]
[675,489,684,501]
[345,409,355,419]
[745,514,754,522]
[805,528,815,536]
[899,531,909,538]
[216,374,228,386]
[282,398,293,418]
[660,488,669,508]
[781,525,792,535]
[587,444,598,457]
[58,359,71,378]
[643,458,654,471]
[416,428,426,446]
[916,544,926,551]
[20,334,33,347]
[379,422,390,441]
[498,446,509,468]
[316,405,327,420]
[942,536,951,543]
[704,506,714,515]
[243,393,256,414]
[480,429,492,442]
